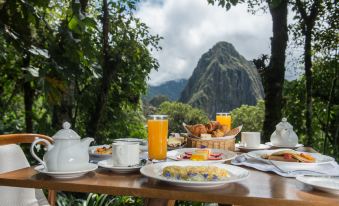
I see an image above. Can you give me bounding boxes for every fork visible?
[269,161,328,175]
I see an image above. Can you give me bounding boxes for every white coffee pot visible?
[270,118,298,147]
[30,122,94,172]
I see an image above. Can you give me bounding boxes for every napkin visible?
[231,154,339,177]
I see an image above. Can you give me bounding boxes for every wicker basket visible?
[187,137,235,151]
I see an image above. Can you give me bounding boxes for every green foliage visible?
[283,59,338,160]
[230,100,265,132]
[175,201,206,206]
[157,101,209,133]
[57,192,83,206]
[0,0,159,143]
[56,192,143,206]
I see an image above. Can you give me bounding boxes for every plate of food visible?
[167,148,237,163]
[140,161,249,188]
[168,133,187,150]
[247,149,335,170]
[89,145,112,159]
[183,122,242,140]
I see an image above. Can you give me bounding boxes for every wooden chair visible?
[0,134,56,206]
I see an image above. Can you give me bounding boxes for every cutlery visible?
[300,174,339,178]
[269,161,328,174]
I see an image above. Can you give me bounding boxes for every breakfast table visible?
[0,159,338,206]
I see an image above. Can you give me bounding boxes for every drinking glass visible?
[147,115,168,160]
[216,112,232,130]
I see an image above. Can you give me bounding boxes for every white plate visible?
[34,163,98,179]
[140,161,249,188]
[97,159,143,173]
[89,144,148,161]
[265,142,303,149]
[247,149,335,171]
[167,148,237,163]
[296,175,339,195]
[236,143,271,152]
[89,145,112,160]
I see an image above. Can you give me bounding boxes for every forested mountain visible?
[145,79,187,101]
[180,41,264,117]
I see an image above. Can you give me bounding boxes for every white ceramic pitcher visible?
[270,118,298,147]
[30,122,93,172]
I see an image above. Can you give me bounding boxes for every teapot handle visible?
[30,138,52,169]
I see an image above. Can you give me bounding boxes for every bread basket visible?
[188,138,236,151]
[183,123,242,151]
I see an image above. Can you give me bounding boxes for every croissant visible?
[225,127,240,136]
[210,121,221,131]
[211,129,225,137]
[219,125,230,134]
[187,124,207,137]
[205,122,214,133]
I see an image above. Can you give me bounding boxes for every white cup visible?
[112,142,139,167]
[241,132,261,148]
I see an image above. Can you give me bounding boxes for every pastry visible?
[190,149,211,161]
[185,122,241,138]
[205,121,220,133]
[95,146,112,155]
[186,124,207,137]
[211,129,225,137]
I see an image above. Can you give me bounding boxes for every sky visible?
[136,0,298,86]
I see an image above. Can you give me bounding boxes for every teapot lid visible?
[52,122,81,140]
[276,118,293,129]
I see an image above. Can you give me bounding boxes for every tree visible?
[283,59,338,160]
[290,0,322,146]
[231,100,265,132]
[0,0,161,145]
[85,0,161,141]
[157,101,209,133]
[289,0,338,146]
[0,0,49,132]
[207,0,289,141]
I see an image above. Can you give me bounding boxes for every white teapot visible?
[30,122,94,172]
[270,118,298,147]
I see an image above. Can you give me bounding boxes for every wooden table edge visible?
[0,167,338,206]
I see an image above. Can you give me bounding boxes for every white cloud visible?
[136,0,272,86]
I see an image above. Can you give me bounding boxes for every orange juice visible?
[148,116,168,160]
[216,113,231,130]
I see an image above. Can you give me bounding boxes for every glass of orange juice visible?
[216,112,231,130]
[147,115,168,161]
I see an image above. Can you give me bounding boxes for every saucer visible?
[98,159,144,173]
[296,175,339,195]
[265,142,303,149]
[34,163,98,179]
[236,144,271,152]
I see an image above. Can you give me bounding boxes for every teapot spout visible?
[81,137,94,147]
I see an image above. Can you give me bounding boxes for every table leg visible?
[48,190,57,206]
[144,198,176,206]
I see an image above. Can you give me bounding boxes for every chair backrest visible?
[0,134,53,173]
[0,134,53,146]
[0,134,54,206]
